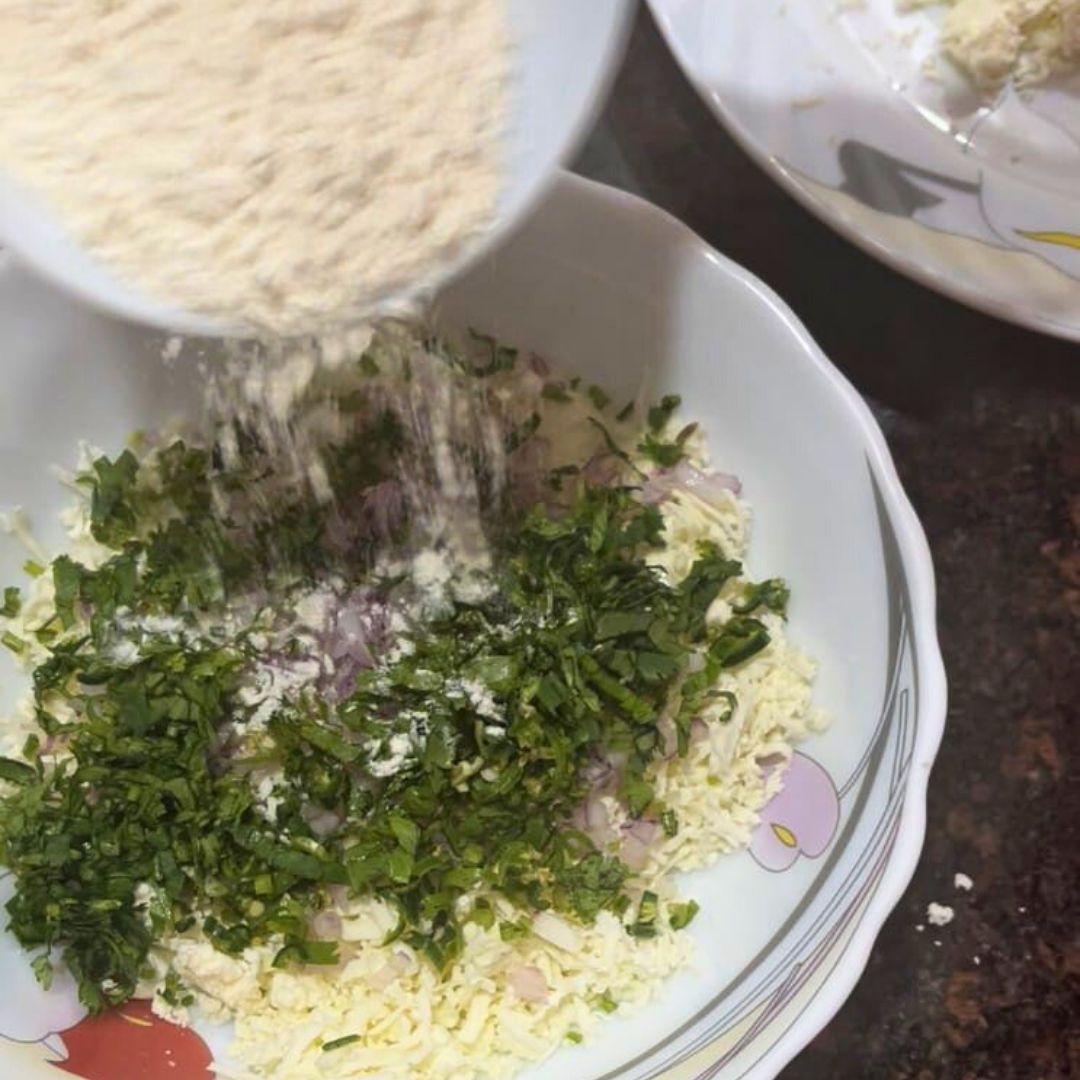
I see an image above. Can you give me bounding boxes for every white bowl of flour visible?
[0,0,633,338]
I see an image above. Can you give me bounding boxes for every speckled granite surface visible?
[575,10,1080,1079]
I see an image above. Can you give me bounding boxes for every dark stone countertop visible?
[574,9,1080,1079]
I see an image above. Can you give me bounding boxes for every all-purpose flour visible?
[0,0,508,334]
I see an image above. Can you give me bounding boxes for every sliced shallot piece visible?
[365,952,410,991]
[582,758,614,786]
[641,462,741,506]
[620,832,650,871]
[306,809,342,839]
[311,909,343,940]
[532,911,581,953]
[624,819,661,845]
[620,818,662,870]
[507,964,549,1003]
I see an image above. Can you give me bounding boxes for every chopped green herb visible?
[0,586,20,618]
[499,920,531,943]
[647,395,681,432]
[709,617,771,668]
[88,449,142,547]
[733,578,790,618]
[587,385,610,411]
[628,890,660,938]
[0,757,36,784]
[322,1034,362,1053]
[31,954,54,990]
[466,329,518,377]
[637,419,698,468]
[160,971,195,1008]
[0,333,801,1024]
[541,383,572,403]
[668,900,700,931]
[505,412,542,453]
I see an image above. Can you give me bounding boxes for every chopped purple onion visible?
[641,462,741,506]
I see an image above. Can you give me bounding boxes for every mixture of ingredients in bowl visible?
[0,327,826,1080]
[900,0,1080,88]
[0,0,508,333]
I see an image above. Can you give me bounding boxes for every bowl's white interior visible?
[0,175,917,1080]
[0,0,632,336]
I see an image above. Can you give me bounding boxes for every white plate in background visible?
[648,0,1080,341]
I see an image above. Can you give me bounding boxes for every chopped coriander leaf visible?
[709,617,771,668]
[628,890,660,938]
[637,419,698,468]
[638,891,659,922]
[0,757,36,784]
[322,1034,362,1053]
[469,900,496,930]
[675,422,699,444]
[31,953,54,990]
[647,395,682,432]
[505,412,542,453]
[499,920,531,942]
[675,545,742,639]
[88,449,142,546]
[160,971,195,1008]
[669,900,700,930]
[733,577,791,617]
[273,938,341,969]
[594,990,618,1013]
[0,586,20,618]
[711,691,738,724]
[638,435,683,468]
[586,417,633,468]
[587,385,610,411]
[466,329,518,376]
[52,556,81,628]
[620,775,655,819]
[541,383,572,403]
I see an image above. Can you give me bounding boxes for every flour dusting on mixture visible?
[0,0,509,333]
[0,328,828,1080]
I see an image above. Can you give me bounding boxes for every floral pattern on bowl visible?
[751,754,841,873]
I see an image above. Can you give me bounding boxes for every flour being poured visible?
[0,0,509,334]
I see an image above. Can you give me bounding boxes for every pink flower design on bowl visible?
[750,752,840,872]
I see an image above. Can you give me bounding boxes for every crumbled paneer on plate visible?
[901,0,1080,88]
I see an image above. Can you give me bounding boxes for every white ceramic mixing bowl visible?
[0,172,946,1080]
